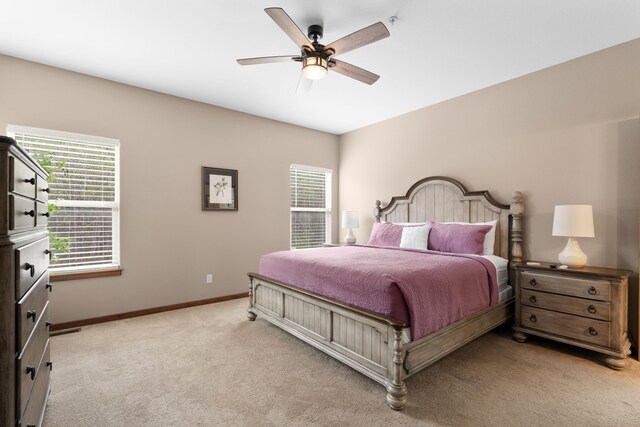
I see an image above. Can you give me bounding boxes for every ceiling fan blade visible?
[296,74,313,94]
[265,7,314,51]
[237,55,299,65]
[324,22,389,56]
[330,59,380,85]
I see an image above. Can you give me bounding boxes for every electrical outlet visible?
[206,274,213,284]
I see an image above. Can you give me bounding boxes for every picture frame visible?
[202,167,238,211]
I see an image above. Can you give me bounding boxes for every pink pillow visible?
[428,222,493,255]
[367,222,404,247]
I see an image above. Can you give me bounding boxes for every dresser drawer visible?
[17,340,51,427]
[35,175,49,204]
[9,194,36,231]
[521,289,610,321]
[521,306,610,347]
[16,237,50,300]
[17,273,50,349]
[10,155,37,199]
[17,303,50,419]
[520,271,610,301]
[35,202,48,228]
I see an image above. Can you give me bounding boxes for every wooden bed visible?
[248,176,524,410]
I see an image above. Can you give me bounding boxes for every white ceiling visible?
[1,1,638,135]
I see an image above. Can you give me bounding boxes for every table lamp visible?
[552,205,594,268]
[341,211,359,244]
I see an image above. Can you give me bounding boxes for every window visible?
[290,164,332,249]
[9,125,120,273]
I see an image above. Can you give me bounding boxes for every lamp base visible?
[558,237,587,268]
[344,228,356,245]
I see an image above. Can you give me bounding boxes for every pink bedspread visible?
[259,245,498,340]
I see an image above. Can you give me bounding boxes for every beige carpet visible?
[45,298,640,426]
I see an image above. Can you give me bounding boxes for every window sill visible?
[50,267,123,282]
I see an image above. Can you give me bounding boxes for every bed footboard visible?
[248,273,409,409]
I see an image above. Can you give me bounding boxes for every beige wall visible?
[339,39,640,346]
[0,54,339,324]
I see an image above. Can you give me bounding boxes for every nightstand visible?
[512,262,631,370]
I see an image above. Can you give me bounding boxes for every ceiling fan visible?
[237,7,390,92]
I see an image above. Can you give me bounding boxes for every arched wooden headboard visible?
[373,176,524,262]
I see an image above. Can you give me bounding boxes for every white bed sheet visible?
[480,254,509,290]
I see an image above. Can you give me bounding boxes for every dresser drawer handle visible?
[27,310,37,322]
[24,263,35,277]
[529,295,537,303]
[588,305,597,314]
[46,283,53,292]
[529,279,537,286]
[43,187,50,193]
[41,211,50,217]
[24,209,35,217]
[46,361,53,371]
[45,249,52,260]
[589,327,598,336]
[587,286,597,295]
[26,365,35,380]
[529,314,537,323]
[24,177,36,185]
[46,321,53,331]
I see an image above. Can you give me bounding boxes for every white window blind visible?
[290,165,331,249]
[9,125,120,272]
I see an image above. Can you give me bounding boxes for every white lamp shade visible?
[552,205,594,238]
[341,211,360,229]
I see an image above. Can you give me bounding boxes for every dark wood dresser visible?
[512,262,631,370]
[1,136,52,426]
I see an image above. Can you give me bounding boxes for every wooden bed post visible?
[247,276,257,321]
[386,327,408,410]
[510,191,524,264]
[373,200,382,223]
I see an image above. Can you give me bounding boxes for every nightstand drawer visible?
[521,306,610,347]
[520,271,610,301]
[521,289,610,321]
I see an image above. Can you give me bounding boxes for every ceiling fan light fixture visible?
[302,56,328,80]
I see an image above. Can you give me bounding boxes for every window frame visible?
[289,164,332,249]
[8,125,121,278]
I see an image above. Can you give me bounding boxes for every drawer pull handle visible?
[46,283,53,292]
[46,361,53,371]
[588,286,597,295]
[27,310,37,322]
[589,327,598,336]
[529,314,537,323]
[41,211,50,217]
[24,263,35,277]
[529,279,537,286]
[588,305,597,314]
[26,365,35,380]
[46,321,53,331]
[24,209,35,217]
[529,295,537,303]
[24,177,36,185]
[45,249,52,260]
[43,188,50,193]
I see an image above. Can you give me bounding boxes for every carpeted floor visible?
[44,298,640,426]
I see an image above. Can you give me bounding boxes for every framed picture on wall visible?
[202,167,238,211]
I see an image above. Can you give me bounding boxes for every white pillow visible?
[443,220,497,255]
[400,224,431,250]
